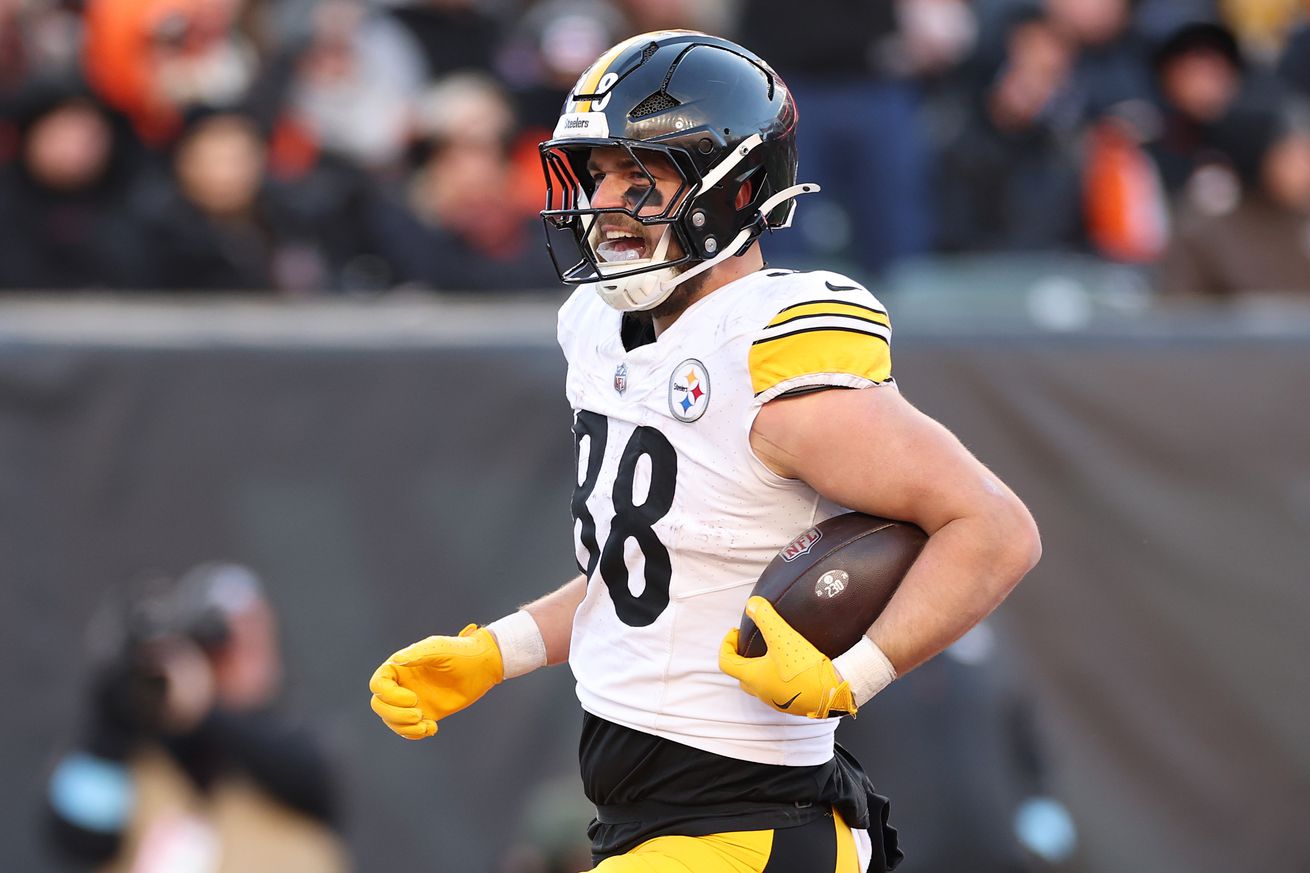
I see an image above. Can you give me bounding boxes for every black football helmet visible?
[540,30,816,311]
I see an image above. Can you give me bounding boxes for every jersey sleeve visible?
[747,276,893,402]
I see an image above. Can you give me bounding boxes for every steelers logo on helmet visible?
[668,359,710,422]
[539,30,819,313]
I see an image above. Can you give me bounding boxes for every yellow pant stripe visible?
[589,810,865,872]
[833,808,857,872]
[592,829,772,872]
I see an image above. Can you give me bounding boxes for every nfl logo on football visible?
[780,528,822,562]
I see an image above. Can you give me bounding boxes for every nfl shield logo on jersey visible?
[668,359,710,422]
[614,363,628,395]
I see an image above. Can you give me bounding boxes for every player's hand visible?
[719,597,857,719]
[369,624,504,739]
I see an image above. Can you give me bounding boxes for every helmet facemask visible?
[541,140,701,310]
[541,136,815,311]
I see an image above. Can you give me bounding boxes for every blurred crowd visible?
[1,0,1309,298]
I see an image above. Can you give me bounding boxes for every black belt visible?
[594,799,817,825]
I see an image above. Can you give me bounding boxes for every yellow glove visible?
[369,624,504,739]
[719,597,857,719]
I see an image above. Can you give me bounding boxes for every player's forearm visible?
[867,498,1040,675]
[520,574,587,666]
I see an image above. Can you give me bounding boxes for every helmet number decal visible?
[592,72,619,112]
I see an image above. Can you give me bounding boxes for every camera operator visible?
[45,563,345,873]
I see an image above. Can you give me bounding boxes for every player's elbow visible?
[993,494,1042,584]
[958,482,1041,595]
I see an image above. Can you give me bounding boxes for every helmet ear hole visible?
[736,165,769,215]
[734,178,753,210]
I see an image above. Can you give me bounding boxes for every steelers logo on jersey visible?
[668,359,710,422]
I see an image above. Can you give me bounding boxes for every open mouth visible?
[594,228,648,263]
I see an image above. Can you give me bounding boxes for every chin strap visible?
[596,181,821,312]
[653,181,823,289]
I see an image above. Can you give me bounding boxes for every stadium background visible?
[2,1,1309,872]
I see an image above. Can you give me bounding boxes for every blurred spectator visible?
[0,0,23,97]
[737,0,935,278]
[1078,18,1254,265]
[414,69,517,157]
[1134,0,1223,43]
[136,108,330,293]
[498,0,630,133]
[1046,0,1155,118]
[1,0,84,95]
[1082,110,1169,263]
[271,152,410,294]
[286,0,427,171]
[45,563,346,872]
[1220,0,1304,62]
[1161,106,1310,297]
[370,73,558,291]
[1145,20,1248,194]
[935,8,1088,253]
[614,0,736,37]
[388,0,504,80]
[0,80,155,290]
[1,0,1306,296]
[885,0,980,81]
[1278,5,1310,98]
[82,0,257,146]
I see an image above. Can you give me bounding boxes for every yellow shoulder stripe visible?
[766,299,890,331]
[749,327,892,396]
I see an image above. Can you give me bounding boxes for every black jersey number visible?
[572,411,677,627]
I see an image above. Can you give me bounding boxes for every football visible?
[737,512,928,659]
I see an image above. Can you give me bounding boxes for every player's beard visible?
[627,267,707,325]
[626,222,710,325]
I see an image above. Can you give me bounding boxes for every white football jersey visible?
[558,268,895,766]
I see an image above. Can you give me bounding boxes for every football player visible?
[370,30,1041,872]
